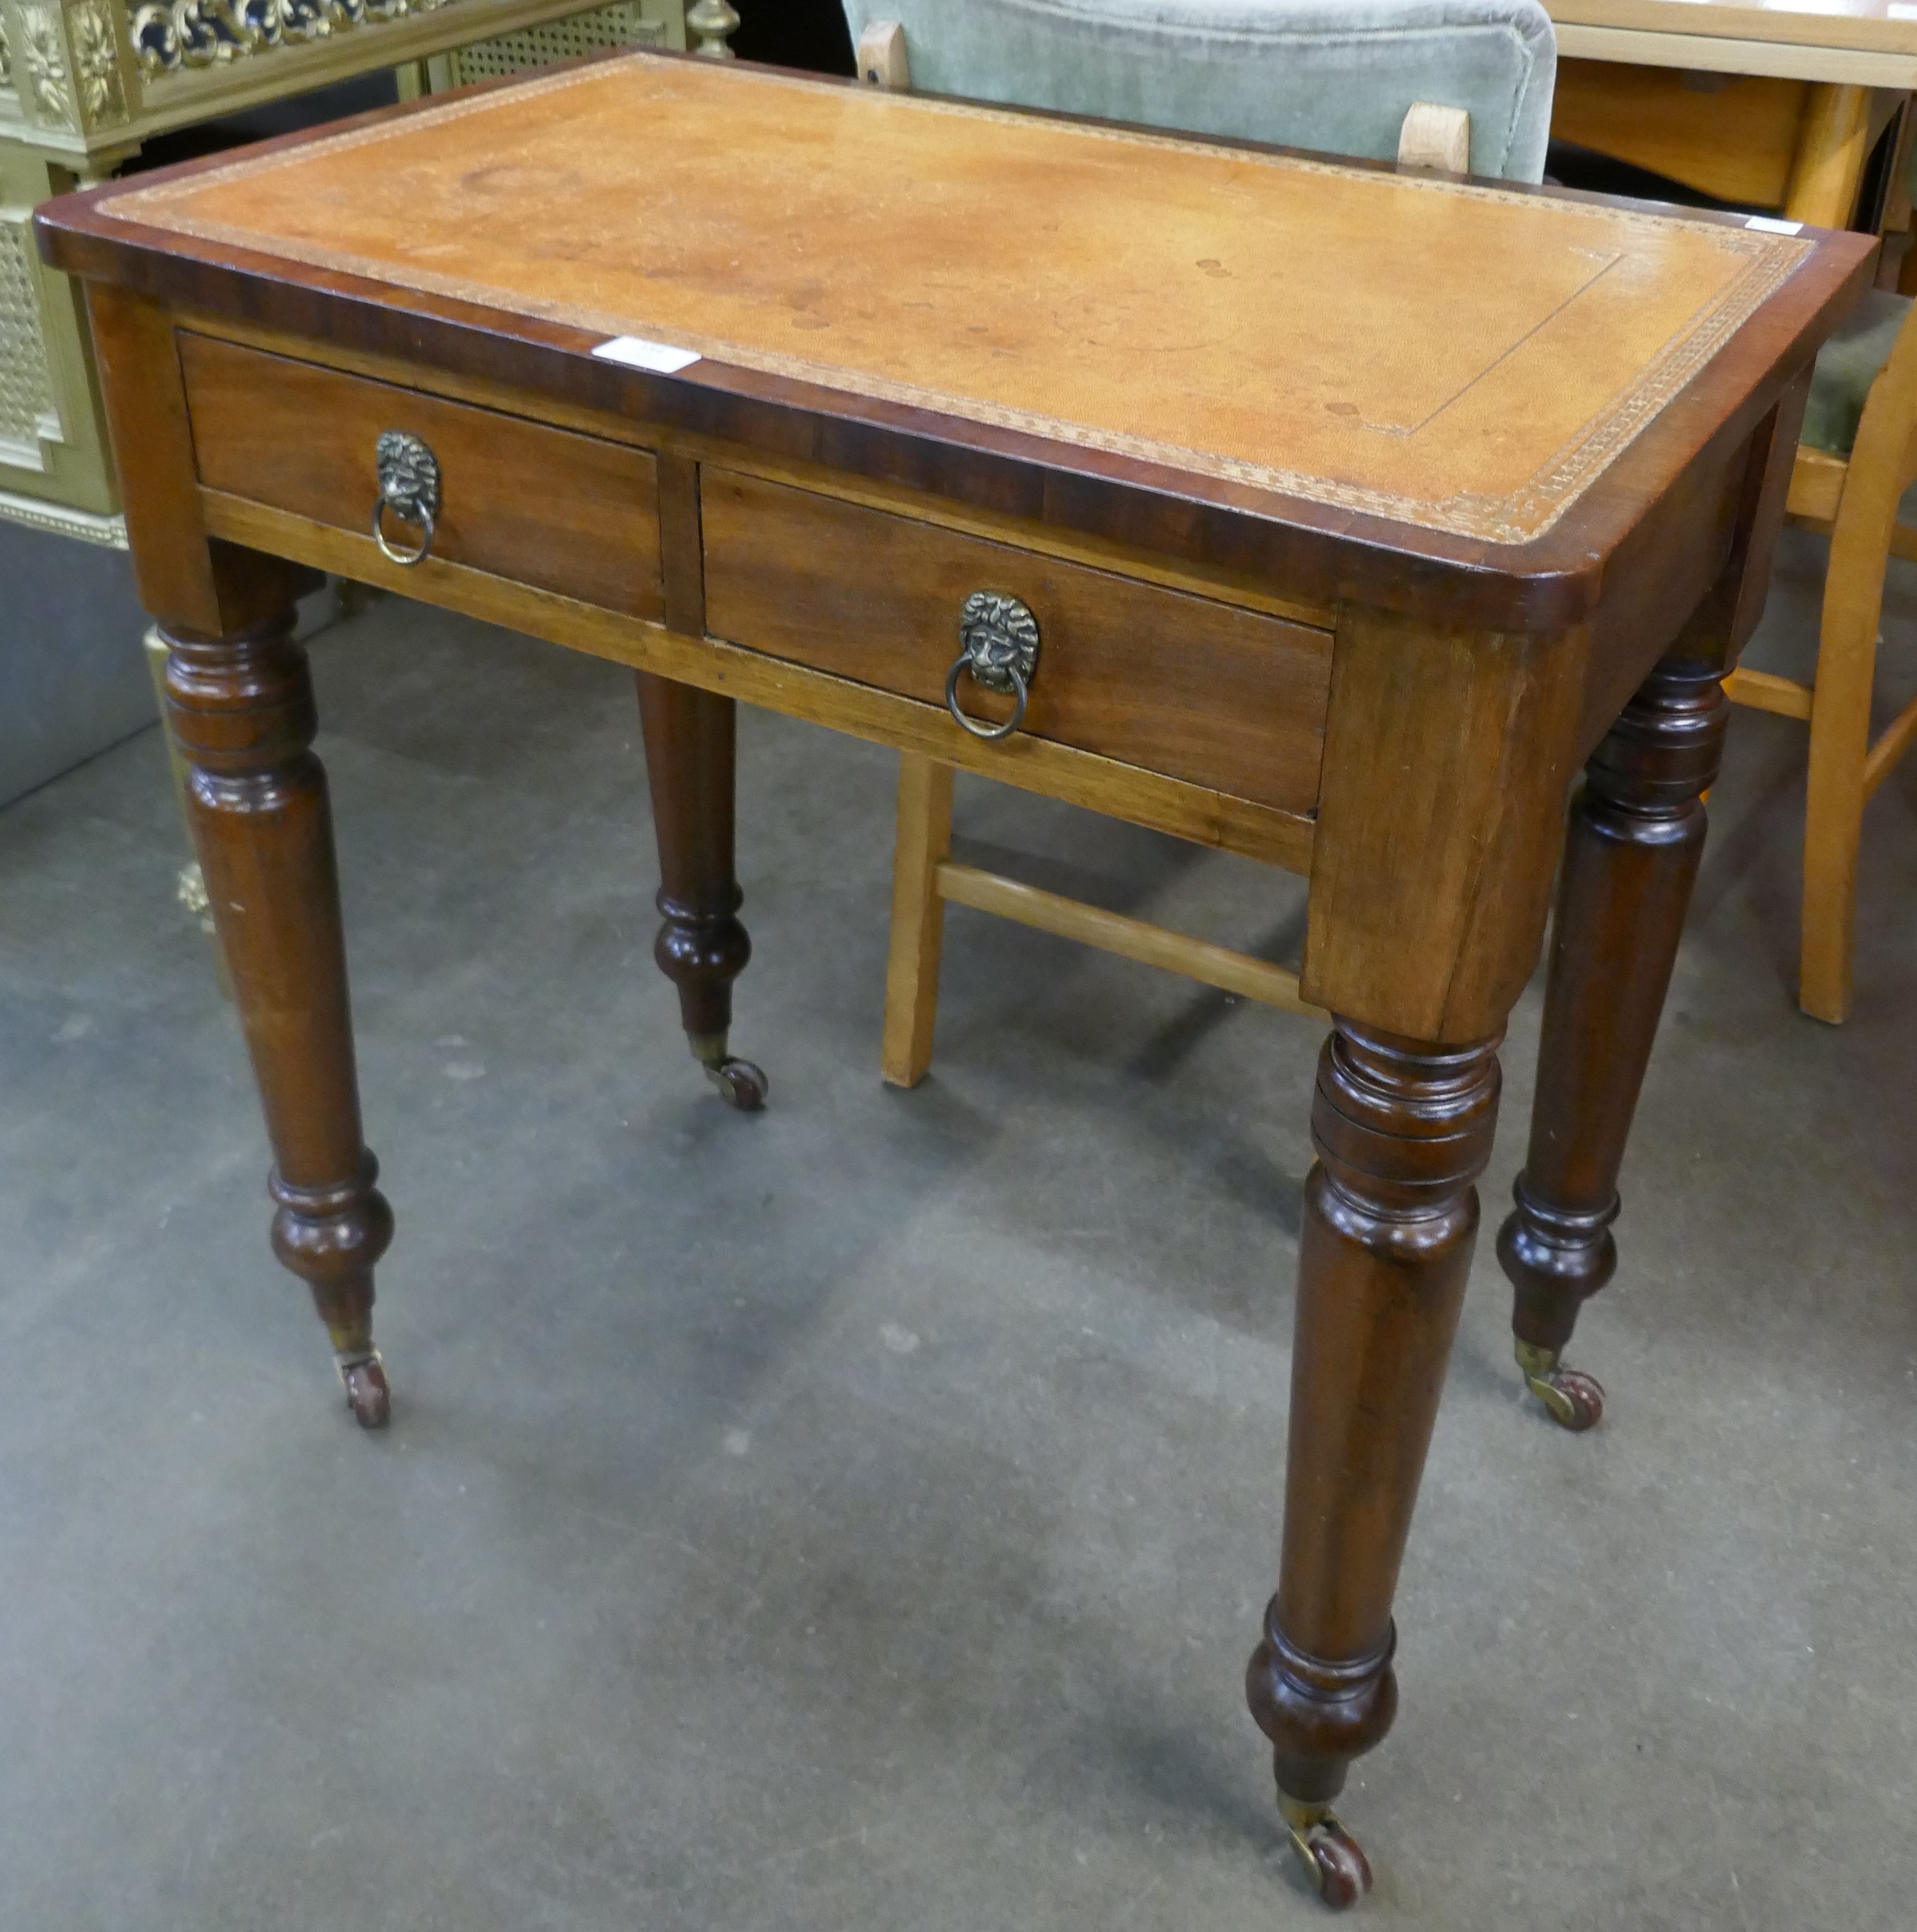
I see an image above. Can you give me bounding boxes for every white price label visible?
[591,336,703,374]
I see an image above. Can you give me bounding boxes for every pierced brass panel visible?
[440,0,665,84]
[0,210,60,466]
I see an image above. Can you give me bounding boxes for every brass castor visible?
[1279,1795,1373,1910]
[706,1057,768,1111]
[337,1349,391,1429]
[689,1032,768,1111]
[1516,1340,1604,1432]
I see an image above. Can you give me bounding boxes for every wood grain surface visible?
[701,468,1332,815]
[191,486,1319,873]
[1549,0,1917,58]
[182,333,665,621]
[86,290,318,637]
[1301,606,1590,1042]
[1552,59,1809,206]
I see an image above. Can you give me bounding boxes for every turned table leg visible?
[1248,1021,1501,1907]
[634,671,765,1110]
[1496,655,1727,1429]
[164,613,395,1426]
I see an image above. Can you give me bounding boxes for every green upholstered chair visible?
[1800,290,1910,460]
[838,0,1560,1096]
[1723,285,1917,1022]
[841,0,1557,179]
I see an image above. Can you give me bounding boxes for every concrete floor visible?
[2,526,1914,1929]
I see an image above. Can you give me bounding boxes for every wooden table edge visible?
[1556,21,1917,85]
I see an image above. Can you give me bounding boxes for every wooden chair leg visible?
[882,752,953,1088]
[1783,82,1873,228]
[1799,593,1881,1023]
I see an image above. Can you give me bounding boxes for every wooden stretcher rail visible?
[936,862,1325,1019]
[1722,665,1813,718]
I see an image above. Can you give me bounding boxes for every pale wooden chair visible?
[1723,289,1917,1022]
[845,1,1560,1085]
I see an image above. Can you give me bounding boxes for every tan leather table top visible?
[101,57,1812,548]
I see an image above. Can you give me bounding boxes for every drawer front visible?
[701,470,1330,815]
[180,333,664,621]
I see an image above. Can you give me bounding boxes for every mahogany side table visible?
[35,52,1873,1907]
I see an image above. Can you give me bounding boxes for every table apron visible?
[195,487,1319,877]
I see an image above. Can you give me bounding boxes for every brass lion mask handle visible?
[372,429,440,566]
[945,590,1040,742]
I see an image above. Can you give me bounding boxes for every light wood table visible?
[1548,0,1917,227]
[35,52,1871,1910]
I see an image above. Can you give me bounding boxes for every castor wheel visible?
[688,1032,768,1111]
[705,1056,768,1111]
[337,1350,391,1429]
[1515,1340,1604,1432]
[1279,1797,1372,1910]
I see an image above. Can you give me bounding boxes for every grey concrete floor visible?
[2,526,1914,1930]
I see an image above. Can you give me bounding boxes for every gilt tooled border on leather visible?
[101,58,1812,547]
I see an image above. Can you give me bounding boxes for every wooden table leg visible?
[1247,1020,1501,1909]
[164,610,395,1426]
[1496,655,1727,1430]
[634,669,766,1110]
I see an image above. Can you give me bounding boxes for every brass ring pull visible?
[371,429,440,568]
[945,590,1040,743]
[945,653,1028,740]
[372,495,436,566]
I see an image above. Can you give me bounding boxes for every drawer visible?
[179,333,664,621]
[701,471,1330,815]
